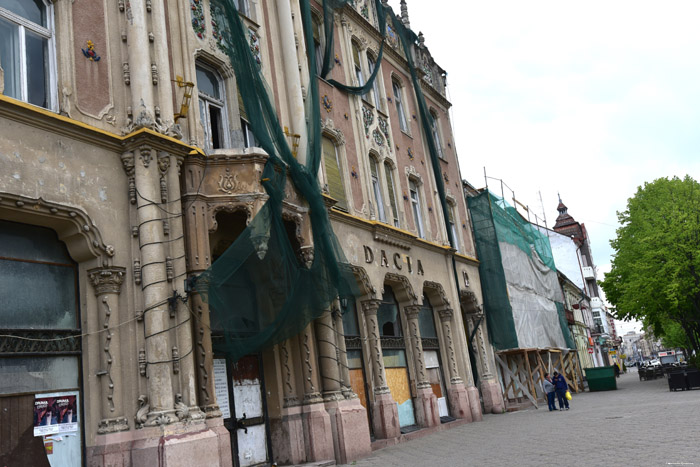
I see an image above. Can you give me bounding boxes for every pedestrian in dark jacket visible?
[543,373,557,411]
[552,371,569,410]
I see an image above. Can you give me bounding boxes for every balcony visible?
[582,266,595,280]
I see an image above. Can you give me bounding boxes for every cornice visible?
[0,95,196,156]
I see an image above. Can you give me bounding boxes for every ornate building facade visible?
[0,1,503,466]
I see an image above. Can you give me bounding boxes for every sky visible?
[388,0,700,335]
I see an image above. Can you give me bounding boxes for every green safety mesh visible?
[196,0,357,361]
[468,191,575,350]
[196,0,462,361]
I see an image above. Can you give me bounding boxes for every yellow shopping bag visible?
[565,390,572,401]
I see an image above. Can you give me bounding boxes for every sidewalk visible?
[344,371,700,466]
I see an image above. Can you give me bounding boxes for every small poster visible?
[213,358,231,419]
[33,394,79,437]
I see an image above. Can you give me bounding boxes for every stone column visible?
[404,305,439,428]
[331,306,353,399]
[316,308,371,464]
[470,312,505,414]
[271,338,305,465]
[298,324,334,462]
[125,0,155,125]
[123,147,174,425]
[437,308,472,422]
[88,266,129,434]
[361,300,399,439]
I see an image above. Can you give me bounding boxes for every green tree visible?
[601,176,700,355]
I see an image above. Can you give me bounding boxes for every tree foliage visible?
[601,176,700,354]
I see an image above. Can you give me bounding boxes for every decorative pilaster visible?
[438,307,472,422]
[405,305,439,428]
[299,324,323,404]
[332,306,354,399]
[280,339,300,407]
[437,308,462,384]
[361,299,399,439]
[88,266,129,434]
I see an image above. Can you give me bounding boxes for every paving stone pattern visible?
[345,371,700,466]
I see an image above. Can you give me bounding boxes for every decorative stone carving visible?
[384,272,418,303]
[88,266,126,295]
[135,395,149,428]
[122,62,130,85]
[217,168,239,194]
[174,394,190,421]
[361,299,390,394]
[158,153,170,203]
[139,145,153,168]
[405,305,429,389]
[166,257,174,282]
[133,259,142,285]
[97,417,129,434]
[172,346,180,374]
[321,118,346,146]
[298,246,314,269]
[139,348,146,376]
[423,281,450,309]
[151,63,158,85]
[350,265,377,298]
[405,165,423,185]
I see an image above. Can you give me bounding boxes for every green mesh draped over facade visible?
[196,0,357,362]
[468,191,575,351]
[197,0,466,361]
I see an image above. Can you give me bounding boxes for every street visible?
[345,371,700,466]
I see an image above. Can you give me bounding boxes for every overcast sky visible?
[388,0,700,335]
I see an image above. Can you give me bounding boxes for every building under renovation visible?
[0,0,503,466]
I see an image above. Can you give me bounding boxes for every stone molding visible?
[88,266,126,295]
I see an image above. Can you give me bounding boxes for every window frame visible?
[392,79,408,133]
[369,155,386,223]
[384,161,399,227]
[409,179,425,238]
[196,62,230,150]
[447,202,460,252]
[322,134,348,210]
[367,52,382,109]
[430,109,444,159]
[0,0,57,111]
[311,12,324,77]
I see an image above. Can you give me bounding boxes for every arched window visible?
[392,78,408,132]
[367,52,381,108]
[311,13,324,76]
[384,161,399,227]
[430,109,443,158]
[322,135,347,210]
[418,295,438,339]
[352,40,364,88]
[196,63,229,149]
[0,0,55,109]
[447,202,460,252]
[369,155,386,223]
[409,179,425,238]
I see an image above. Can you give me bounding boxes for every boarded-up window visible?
[322,136,347,209]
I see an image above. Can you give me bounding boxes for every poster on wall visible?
[213,358,231,419]
[33,395,79,437]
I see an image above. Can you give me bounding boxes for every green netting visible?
[469,191,575,350]
[195,0,357,361]
[468,191,518,350]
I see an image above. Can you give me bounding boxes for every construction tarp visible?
[468,191,575,351]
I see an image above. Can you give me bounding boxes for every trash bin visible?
[584,366,618,391]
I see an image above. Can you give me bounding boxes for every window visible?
[418,295,438,339]
[322,135,347,209]
[0,0,55,109]
[233,0,250,17]
[384,162,399,227]
[392,80,408,132]
[352,41,364,88]
[378,285,402,337]
[237,89,257,148]
[369,156,386,222]
[367,53,381,108]
[196,64,228,150]
[430,110,443,158]
[409,180,424,238]
[447,203,459,252]
[311,14,324,76]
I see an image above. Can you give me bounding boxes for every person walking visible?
[552,371,570,410]
[543,373,557,411]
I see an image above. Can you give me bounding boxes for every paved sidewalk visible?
[345,371,700,466]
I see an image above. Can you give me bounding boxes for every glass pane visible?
[0,220,73,263]
[196,65,220,99]
[382,349,407,368]
[378,286,401,337]
[0,260,77,329]
[0,0,46,26]
[25,30,48,108]
[418,306,437,338]
[341,298,359,336]
[0,17,21,100]
[346,349,363,369]
[0,356,79,395]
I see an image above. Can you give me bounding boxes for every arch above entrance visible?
[383,272,418,305]
[0,192,114,263]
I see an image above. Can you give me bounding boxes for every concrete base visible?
[325,397,372,464]
[413,386,440,428]
[466,385,483,422]
[446,383,472,422]
[270,405,306,465]
[87,419,232,467]
[371,392,400,439]
[301,402,334,462]
[481,378,506,414]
